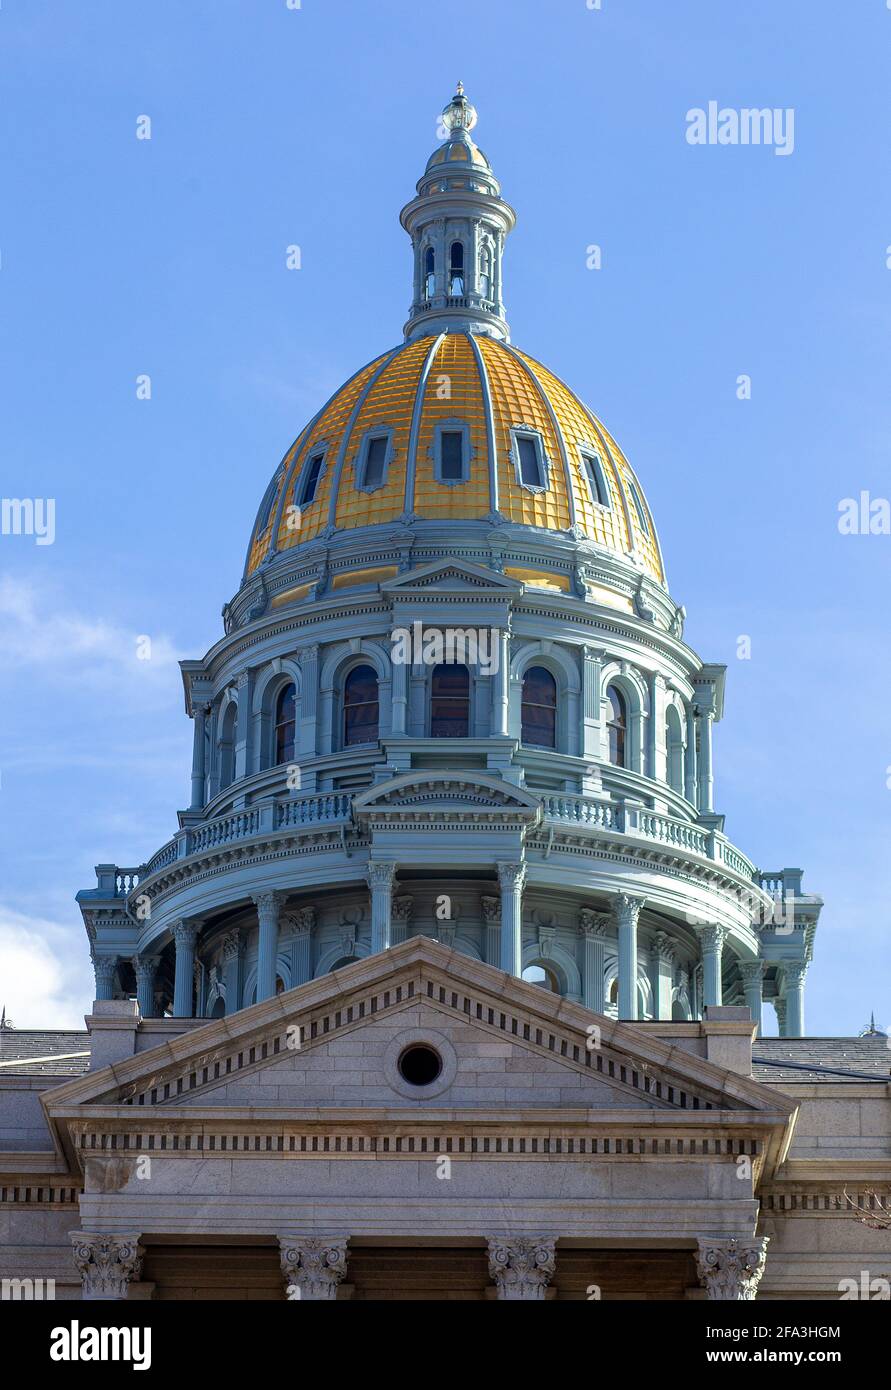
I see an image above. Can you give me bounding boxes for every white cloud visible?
[0,906,93,1029]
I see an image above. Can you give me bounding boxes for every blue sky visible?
[1,0,889,1035]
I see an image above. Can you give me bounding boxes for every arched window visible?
[330,956,360,972]
[521,666,557,749]
[424,246,435,299]
[431,664,470,738]
[665,704,684,793]
[606,685,627,767]
[479,244,491,299]
[449,241,465,295]
[219,703,237,789]
[274,683,296,766]
[522,963,559,993]
[343,664,379,747]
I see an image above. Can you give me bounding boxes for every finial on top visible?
[442,82,477,135]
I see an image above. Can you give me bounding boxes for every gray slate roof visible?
[752,1036,891,1084]
[0,1029,91,1077]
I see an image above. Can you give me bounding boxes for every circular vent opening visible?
[397,1044,443,1087]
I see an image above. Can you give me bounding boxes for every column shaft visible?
[497,863,525,976]
[254,893,282,1002]
[614,894,643,1020]
[172,923,197,1018]
[367,863,396,954]
[190,703,208,810]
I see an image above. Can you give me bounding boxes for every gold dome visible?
[245,332,664,585]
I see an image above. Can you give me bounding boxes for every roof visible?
[0,1028,91,1078]
[752,1036,891,1084]
[245,333,664,585]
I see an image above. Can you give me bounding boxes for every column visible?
[391,645,408,735]
[646,671,658,780]
[783,963,807,1038]
[696,701,715,813]
[613,893,643,1020]
[291,908,315,986]
[172,922,198,1017]
[696,1237,769,1300]
[739,961,764,1037]
[497,862,526,976]
[92,955,117,1002]
[70,1233,145,1301]
[482,895,500,967]
[578,908,608,1013]
[367,862,396,954]
[234,670,252,781]
[684,705,697,805]
[133,956,158,1020]
[487,1238,556,1300]
[491,629,511,737]
[774,996,787,1038]
[391,895,414,947]
[254,892,282,1002]
[221,929,245,1015]
[190,702,209,810]
[298,643,320,758]
[649,932,675,1021]
[698,924,726,1008]
[582,646,606,759]
[279,1238,349,1301]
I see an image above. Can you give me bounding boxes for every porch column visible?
[696,1237,769,1300]
[649,932,675,1021]
[614,893,643,1020]
[190,701,209,810]
[698,924,726,1008]
[497,862,526,977]
[254,892,283,1002]
[172,921,198,1018]
[70,1233,145,1301]
[487,1238,556,1300]
[578,908,608,1013]
[739,961,764,1037]
[482,895,500,967]
[133,956,158,1020]
[92,955,117,1002]
[367,862,396,954]
[221,929,245,1015]
[783,963,807,1038]
[279,1238,349,1301]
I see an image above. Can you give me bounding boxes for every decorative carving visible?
[651,931,676,964]
[487,1237,556,1300]
[784,962,808,990]
[92,956,117,988]
[392,896,414,923]
[613,893,644,929]
[172,920,198,950]
[366,862,397,890]
[697,923,727,954]
[220,929,244,964]
[497,861,526,892]
[480,895,500,923]
[70,1233,144,1300]
[252,891,283,920]
[578,907,608,937]
[738,961,764,987]
[696,1237,769,1300]
[279,1237,349,1301]
[538,923,555,958]
[284,907,316,936]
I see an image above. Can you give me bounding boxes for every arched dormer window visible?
[479,244,492,299]
[274,683,297,766]
[431,664,470,737]
[521,666,557,749]
[606,685,627,767]
[424,246,435,300]
[449,241,465,295]
[343,665,379,747]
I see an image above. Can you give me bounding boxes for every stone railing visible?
[538,794,619,830]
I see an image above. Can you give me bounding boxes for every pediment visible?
[352,771,542,824]
[381,559,523,596]
[44,940,793,1138]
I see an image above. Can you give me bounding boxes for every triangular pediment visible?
[352,771,542,824]
[43,939,793,1129]
[381,559,523,595]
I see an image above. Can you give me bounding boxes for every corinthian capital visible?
[697,923,727,954]
[172,920,199,949]
[366,861,396,890]
[497,862,526,892]
[578,907,608,937]
[696,1236,769,1300]
[487,1237,556,1300]
[279,1237,349,1301]
[70,1232,144,1300]
[613,893,644,929]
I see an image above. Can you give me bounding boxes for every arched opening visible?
[274,682,297,766]
[521,666,557,749]
[209,997,225,1020]
[219,703,237,790]
[431,664,470,738]
[343,664,379,747]
[521,963,559,993]
[449,241,465,295]
[665,704,684,793]
[608,977,619,1006]
[606,685,627,767]
[424,246,435,299]
[330,956,360,972]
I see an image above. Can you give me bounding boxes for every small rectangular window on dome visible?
[581,449,610,508]
[628,478,650,536]
[362,435,388,490]
[439,430,464,481]
[517,433,544,489]
[298,450,325,506]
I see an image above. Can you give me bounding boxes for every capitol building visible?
[1,88,889,1303]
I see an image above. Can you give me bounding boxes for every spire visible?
[400,86,516,343]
